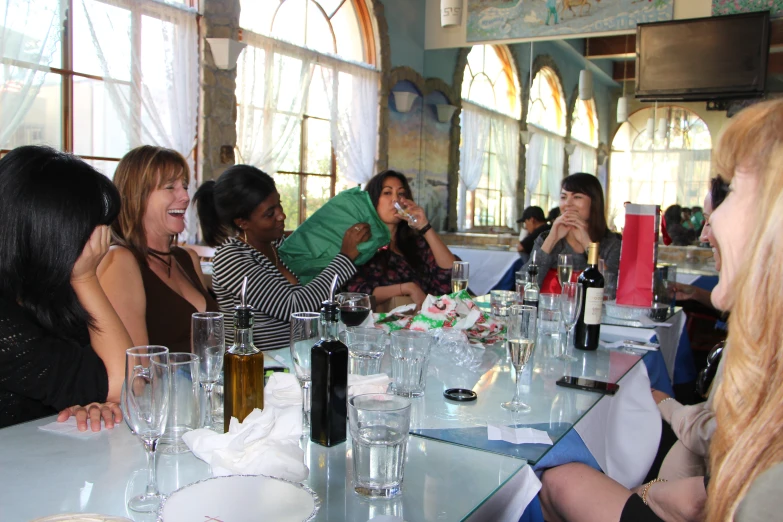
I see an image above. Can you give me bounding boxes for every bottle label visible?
[583,287,604,325]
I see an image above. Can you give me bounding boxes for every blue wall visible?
[380,0,426,72]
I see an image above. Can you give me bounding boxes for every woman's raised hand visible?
[548,214,572,243]
[340,223,371,261]
[72,225,112,285]
[398,197,429,230]
[562,212,591,251]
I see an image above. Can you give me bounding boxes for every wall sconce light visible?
[434,104,457,123]
[564,142,577,155]
[645,117,655,141]
[616,96,628,123]
[578,69,593,100]
[656,117,668,140]
[520,129,533,145]
[206,38,247,70]
[441,0,463,27]
[392,91,418,113]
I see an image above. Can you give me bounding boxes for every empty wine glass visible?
[336,292,371,327]
[191,312,225,432]
[502,305,537,413]
[124,346,169,512]
[290,312,320,426]
[559,282,583,361]
[557,254,574,288]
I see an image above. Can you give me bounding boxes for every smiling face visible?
[376,175,409,225]
[238,191,286,244]
[143,174,189,239]
[709,169,759,310]
[559,189,592,222]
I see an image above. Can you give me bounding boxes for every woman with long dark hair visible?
[345,170,457,309]
[0,146,132,430]
[194,164,369,349]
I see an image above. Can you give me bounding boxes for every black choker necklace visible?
[148,248,173,277]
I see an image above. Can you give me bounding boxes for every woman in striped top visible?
[194,165,370,349]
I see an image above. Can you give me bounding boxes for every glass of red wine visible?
[336,292,372,327]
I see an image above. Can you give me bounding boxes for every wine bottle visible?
[523,263,539,308]
[574,242,605,351]
[311,280,349,447]
[223,279,265,432]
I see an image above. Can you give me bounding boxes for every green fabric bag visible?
[278,187,391,284]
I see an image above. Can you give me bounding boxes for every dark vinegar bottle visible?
[310,299,349,447]
[574,242,604,351]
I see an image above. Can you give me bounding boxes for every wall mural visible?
[466,0,673,42]
[712,0,783,19]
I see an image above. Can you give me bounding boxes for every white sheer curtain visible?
[623,149,712,205]
[569,143,597,175]
[492,115,520,225]
[546,135,565,201]
[458,102,491,228]
[525,131,545,206]
[525,129,564,207]
[0,0,61,148]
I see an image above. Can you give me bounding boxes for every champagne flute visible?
[124,346,169,512]
[452,261,469,293]
[557,254,574,287]
[559,282,583,361]
[336,292,371,327]
[502,305,537,413]
[290,312,320,426]
[191,312,225,432]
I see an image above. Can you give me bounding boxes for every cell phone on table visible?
[556,376,619,395]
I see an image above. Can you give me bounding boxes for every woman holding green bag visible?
[194,165,370,350]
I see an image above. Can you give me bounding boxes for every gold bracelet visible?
[641,478,667,506]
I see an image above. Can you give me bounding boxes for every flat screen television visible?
[635,12,770,101]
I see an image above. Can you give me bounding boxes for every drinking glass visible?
[290,312,320,425]
[345,327,387,375]
[348,393,412,498]
[515,270,529,297]
[559,282,583,361]
[389,330,432,397]
[124,346,170,512]
[191,312,225,432]
[490,289,516,318]
[160,352,201,454]
[336,292,372,327]
[557,254,574,287]
[538,293,562,336]
[451,261,469,293]
[502,305,537,413]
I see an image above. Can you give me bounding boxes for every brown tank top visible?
[139,247,219,353]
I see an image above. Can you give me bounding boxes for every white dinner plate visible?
[158,475,320,522]
[31,515,131,522]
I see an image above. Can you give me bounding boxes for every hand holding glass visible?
[452,261,469,293]
[502,305,537,413]
[191,312,225,432]
[290,312,320,425]
[559,282,583,361]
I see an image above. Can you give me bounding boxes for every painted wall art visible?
[466,0,674,42]
[712,0,783,19]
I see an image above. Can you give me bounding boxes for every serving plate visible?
[158,475,319,522]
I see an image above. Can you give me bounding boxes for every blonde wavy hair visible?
[707,99,783,520]
[112,145,190,265]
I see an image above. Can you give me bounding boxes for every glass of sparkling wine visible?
[559,282,583,361]
[558,254,574,287]
[191,312,225,432]
[290,312,320,426]
[502,305,537,413]
[452,261,469,293]
[348,393,412,498]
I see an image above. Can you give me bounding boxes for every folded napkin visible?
[487,423,552,445]
[182,373,308,482]
[348,373,391,397]
[38,417,106,438]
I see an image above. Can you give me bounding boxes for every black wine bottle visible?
[574,242,604,351]
[310,298,349,447]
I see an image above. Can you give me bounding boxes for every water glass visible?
[502,305,537,413]
[389,330,432,397]
[290,312,320,425]
[515,270,529,296]
[451,261,469,293]
[538,293,562,335]
[345,327,387,375]
[559,282,583,361]
[348,393,412,498]
[337,292,372,327]
[191,312,225,432]
[490,289,517,318]
[124,346,169,512]
[160,353,201,454]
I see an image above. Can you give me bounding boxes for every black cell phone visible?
[556,376,619,395]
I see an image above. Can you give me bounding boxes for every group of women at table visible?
[1,99,783,521]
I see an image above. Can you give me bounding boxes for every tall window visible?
[608,106,712,231]
[0,0,199,179]
[237,0,378,228]
[525,66,566,212]
[568,98,599,175]
[458,44,520,230]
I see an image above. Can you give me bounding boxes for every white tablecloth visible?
[450,246,520,295]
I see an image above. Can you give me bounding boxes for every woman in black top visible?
[0,146,132,430]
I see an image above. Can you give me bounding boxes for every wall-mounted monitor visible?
[635,12,770,102]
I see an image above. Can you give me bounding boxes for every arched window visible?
[569,98,599,175]
[525,66,566,212]
[458,44,520,230]
[236,0,379,228]
[608,106,712,232]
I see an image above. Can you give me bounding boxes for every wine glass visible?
[290,312,320,426]
[502,305,537,413]
[336,292,371,327]
[559,282,583,361]
[452,261,469,293]
[124,346,169,512]
[557,254,574,287]
[191,312,225,432]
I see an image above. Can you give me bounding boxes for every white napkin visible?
[38,417,106,438]
[182,373,308,482]
[487,423,552,445]
[348,373,391,397]
[389,303,417,315]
